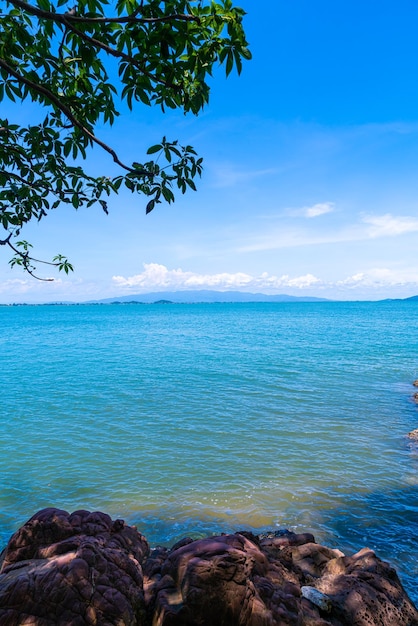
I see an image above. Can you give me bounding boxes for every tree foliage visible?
[0,0,250,278]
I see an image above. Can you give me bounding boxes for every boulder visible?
[0,509,417,625]
[315,547,418,626]
[0,508,149,625]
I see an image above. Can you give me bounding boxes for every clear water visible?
[0,301,417,602]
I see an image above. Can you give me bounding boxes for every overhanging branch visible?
[60,15,177,90]
[0,57,152,175]
[7,0,200,25]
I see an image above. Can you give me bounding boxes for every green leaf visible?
[147,144,163,155]
[162,186,175,202]
[146,198,155,214]
[226,50,234,76]
[36,0,51,10]
[186,178,197,191]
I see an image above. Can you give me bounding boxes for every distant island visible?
[88,290,331,304]
[88,290,418,305]
[2,290,418,306]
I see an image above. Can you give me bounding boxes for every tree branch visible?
[0,57,152,175]
[1,237,69,281]
[60,15,177,90]
[0,234,13,246]
[8,0,181,98]
[9,0,200,24]
[7,0,199,25]
[2,170,49,193]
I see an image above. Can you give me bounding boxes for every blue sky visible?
[2,0,418,302]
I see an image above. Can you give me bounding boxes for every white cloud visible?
[0,274,112,303]
[288,202,335,218]
[363,213,418,238]
[337,267,418,288]
[237,210,418,253]
[236,228,358,253]
[305,202,335,218]
[0,279,32,294]
[112,263,323,292]
[0,277,67,295]
[285,273,321,287]
[113,263,185,289]
[2,263,418,304]
[210,164,278,188]
[183,271,253,288]
[112,263,254,290]
[111,264,418,299]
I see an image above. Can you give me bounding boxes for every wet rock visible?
[0,509,417,625]
[259,530,316,550]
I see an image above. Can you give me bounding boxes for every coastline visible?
[1,303,418,613]
[0,507,417,625]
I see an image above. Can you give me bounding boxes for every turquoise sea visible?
[0,301,417,602]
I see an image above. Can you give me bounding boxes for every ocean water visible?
[0,301,417,602]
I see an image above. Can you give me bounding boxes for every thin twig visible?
[0,233,13,246]
[6,239,60,281]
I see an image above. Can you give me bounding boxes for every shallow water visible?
[0,301,417,601]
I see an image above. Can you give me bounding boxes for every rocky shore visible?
[0,508,416,625]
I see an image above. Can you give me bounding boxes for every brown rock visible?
[315,547,418,625]
[290,542,345,579]
[144,532,418,626]
[146,533,270,625]
[0,510,417,626]
[0,508,149,625]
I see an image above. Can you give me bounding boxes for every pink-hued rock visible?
[144,532,270,626]
[315,547,418,626]
[144,531,418,626]
[0,508,149,625]
[0,510,417,626]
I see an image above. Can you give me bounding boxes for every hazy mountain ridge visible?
[90,290,331,304]
[4,291,418,306]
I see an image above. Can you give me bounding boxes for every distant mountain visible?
[88,290,330,304]
[379,295,418,302]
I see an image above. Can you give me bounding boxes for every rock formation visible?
[0,508,416,625]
